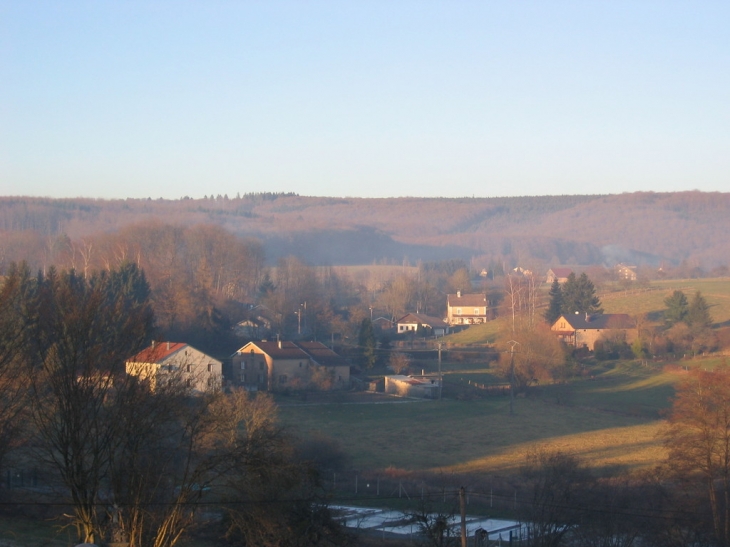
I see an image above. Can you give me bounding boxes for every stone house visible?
[126,341,223,393]
[230,340,350,392]
[551,313,638,351]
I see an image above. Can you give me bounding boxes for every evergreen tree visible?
[663,290,689,325]
[561,273,602,315]
[687,291,712,331]
[545,278,563,324]
[358,317,377,369]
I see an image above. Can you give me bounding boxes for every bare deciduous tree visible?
[665,368,730,547]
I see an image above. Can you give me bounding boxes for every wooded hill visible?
[1,191,728,268]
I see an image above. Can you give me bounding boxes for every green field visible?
[601,278,730,325]
[278,357,699,476]
[280,278,730,478]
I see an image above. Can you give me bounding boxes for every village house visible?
[546,267,573,284]
[230,340,350,392]
[126,341,223,392]
[550,313,638,351]
[396,313,449,337]
[615,263,638,281]
[446,291,488,326]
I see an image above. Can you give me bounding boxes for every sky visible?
[1,1,728,200]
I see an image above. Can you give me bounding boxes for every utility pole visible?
[508,340,519,416]
[459,486,467,547]
[438,342,443,400]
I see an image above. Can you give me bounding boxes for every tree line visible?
[0,262,347,546]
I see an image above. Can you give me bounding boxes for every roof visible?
[127,342,187,364]
[447,293,488,307]
[548,267,573,278]
[556,313,636,330]
[235,340,349,367]
[297,341,351,367]
[396,313,448,328]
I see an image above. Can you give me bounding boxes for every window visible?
[185,364,191,373]
[185,379,191,388]
[240,372,246,382]
[207,363,213,372]
[474,308,479,315]
[258,373,264,383]
[207,377,213,386]
[167,364,173,372]
[457,308,462,315]
[299,362,302,368]
[259,362,264,370]
[240,361,246,370]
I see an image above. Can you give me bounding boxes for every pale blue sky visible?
[1,1,728,199]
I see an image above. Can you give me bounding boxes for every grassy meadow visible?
[278,358,701,476]
[281,277,730,478]
[601,278,730,325]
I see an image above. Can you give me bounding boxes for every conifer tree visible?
[561,272,602,315]
[687,290,712,331]
[663,290,689,325]
[358,317,377,369]
[545,278,563,324]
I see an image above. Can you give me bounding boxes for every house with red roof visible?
[126,341,223,393]
[230,340,350,392]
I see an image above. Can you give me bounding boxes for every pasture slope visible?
[281,277,730,477]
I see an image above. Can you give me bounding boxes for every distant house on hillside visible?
[615,263,638,281]
[550,313,638,351]
[126,342,222,393]
[512,267,533,277]
[230,340,350,392]
[446,291,488,326]
[396,313,449,337]
[546,267,573,284]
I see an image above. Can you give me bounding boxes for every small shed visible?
[384,375,440,399]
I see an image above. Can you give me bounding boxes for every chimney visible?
[278,340,282,349]
[166,341,170,350]
[151,340,155,348]
[457,290,461,298]
[585,312,590,322]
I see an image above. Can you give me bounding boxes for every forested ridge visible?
[1,191,729,267]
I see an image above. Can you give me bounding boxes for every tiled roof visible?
[298,341,350,367]
[127,342,186,363]
[447,293,488,307]
[235,341,349,367]
[559,313,636,330]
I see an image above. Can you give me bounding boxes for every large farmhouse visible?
[231,340,350,392]
[446,291,488,326]
[126,341,223,392]
[551,313,638,351]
